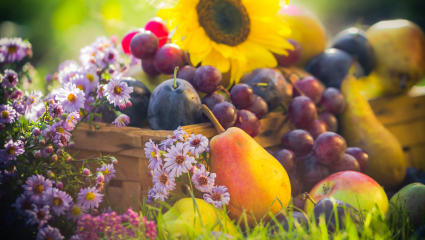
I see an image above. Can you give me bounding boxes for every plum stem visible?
[173,66,179,89]
[201,104,225,134]
[253,83,268,87]
[302,192,317,206]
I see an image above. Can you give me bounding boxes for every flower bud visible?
[41,163,48,168]
[45,145,53,154]
[45,73,53,83]
[96,173,104,183]
[96,68,102,76]
[17,180,23,185]
[97,182,104,191]
[112,159,118,164]
[56,182,63,190]
[51,154,58,162]
[82,168,91,176]
[61,113,69,119]
[119,103,126,110]
[11,90,23,99]
[56,149,62,155]
[68,142,75,148]
[34,151,41,158]
[4,91,10,99]
[108,68,115,74]
[148,170,154,178]
[32,128,41,136]
[47,99,55,105]
[39,138,45,145]
[19,137,25,143]
[91,209,99,217]
[0,123,5,131]
[110,35,119,45]
[65,154,72,162]
[126,101,132,108]
[47,170,55,178]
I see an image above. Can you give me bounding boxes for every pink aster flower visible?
[0,104,17,123]
[12,100,25,116]
[24,90,43,113]
[101,48,119,66]
[56,83,86,113]
[43,121,71,141]
[77,187,104,209]
[163,142,196,177]
[58,61,81,85]
[43,188,73,216]
[173,126,188,141]
[97,164,116,182]
[64,112,80,131]
[105,78,133,107]
[146,188,156,203]
[58,60,78,72]
[79,45,97,66]
[22,175,53,205]
[192,165,216,193]
[66,204,88,221]
[83,65,99,91]
[1,69,18,88]
[53,133,69,148]
[0,38,27,63]
[70,74,91,97]
[96,85,106,99]
[159,135,177,151]
[103,206,113,213]
[185,134,209,158]
[26,204,52,228]
[203,186,230,209]
[112,114,130,128]
[0,139,25,163]
[145,140,163,171]
[36,226,64,240]
[12,192,34,215]
[152,168,176,195]
[48,102,63,119]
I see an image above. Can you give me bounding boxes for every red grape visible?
[313,132,347,165]
[289,173,304,197]
[177,65,197,87]
[288,96,317,129]
[121,30,140,54]
[307,119,327,139]
[141,58,160,77]
[345,147,369,172]
[145,17,169,48]
[273,39,302,67]
[130,31,159,59]
[273,149,296,174]
[281,130,314,157]
[193,65,222,94]
[233,110,261,137]
[201,93,226,111]
[301,154,331,191]
[319,112,338,132]
[242,95,268,119]
[293,76,323,104]
[320,88,346,114]
[154,43,185,74]
[212,102,237,129]
[230,84,254,108]
[330,154,361,173]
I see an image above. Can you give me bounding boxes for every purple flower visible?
[26,204,52,228]
[0,104,17,124]
[4,164,17,177]
[36,226,64,240]
[66,204,88,221]
[70,235,82,240]
[112,114,130,128]
[24,102,45,122]
[82,168,91,176]
[12,192,34,215]
[203,186,230,209]
[77,187,104,209]
[96,173,104,183]
[79,45,97,66]
[58,61,81,85]
[43,121,71,141]
[48,102,63,119]
[22,175,53,205]
[11,89,24,100]
[12,100,25,116]
[105,78,133,107]
[154,191,168,202]
[53,133,69,148]
[192,164,216,193]
[96,85,106,99]
[70,74,91,97]
[173,126,188,141]
[58,60,78,72]
[64,112,80,131]
[146,188,156,203]
[56,83,86,113]
[0,38,27,63]
[43,188,73,216]
[97,164,116,182]
[185,134,208,158]
[1,69,18,88]
[142,216,157,240]
[103,206,113,213]
[83,65,99,92]
[0,139,25,163]
[163,142,196,177]
[101,48,118,65]
[145,139,163,171]
[152,168,176,195]
[24,90,43,113]
[159,135,177,151]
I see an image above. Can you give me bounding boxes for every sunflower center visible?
[8,45,17,53]
[22,200,32,211]
[53,197,63,206]
[85,192,96,201]
[198,176,208,186]
[37,210,46,219]
[72,206,81,215]
[197,0,250,46]
[211,192,222,201]
[191,139,201,147]
[6,146,15,155]
[113,86,122,95]
[175,155,185,164]
[87,74,94,82]
[102,169,110,176]
[159,174,168,185]
[1,110,9,118]
[34,184,44,194]
[67,93,77,103]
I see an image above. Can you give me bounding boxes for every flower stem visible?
[173,66,179,89]
[200,104,225,134]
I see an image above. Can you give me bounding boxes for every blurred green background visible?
[0,0,424,85]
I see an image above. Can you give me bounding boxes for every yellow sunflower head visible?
[158,0,293,88]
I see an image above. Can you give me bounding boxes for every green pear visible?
[340,73,406,190]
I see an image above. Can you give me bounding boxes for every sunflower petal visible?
[188,27,212,54]
[202,49,230,73]
[237,41,278,68]
[242,0,280,17]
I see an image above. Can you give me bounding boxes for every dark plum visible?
[141,58,161,77]
[320,87,346,115]
[130,31,159,59]
[345,147,369,172]
[212,102,237,129]
[242,95,268,119]
[332,28,376,75]
[201,93,226,111]
[241,68,287,111]
[330,154,361,173]
[289,173,304,197]
[233,110,261,137]
[144,17,169,48]
[313,132,347,165]
[177,65,197,87]
[154,43,185,74]
[293,76,323,104]
[273,149,296,174]
[319,112,338,132]
[301,155,331,191]
[270,211,309,232]
[193,65,222,94]
[307,119,327,139]
[288,96,317,129]
[281,130,314,157]
[230,84,254,108]
[273,39,302,67]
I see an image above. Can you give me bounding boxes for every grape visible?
[233,110,261,137]
[301,154,331,191]
[292,76,323,104]
[292,197,305,212]
[230,84,254,108]
[281,130,314,157]
[144,17,169,48]
[141,58,161,77]
[319,112,338,132]
[130,31,159,59]
[345,147,369,172]
[154,43,185,74]
[212,102,237,129]
[201,93,226,111]
[273,39,302,67]
[330,154,361,173]
[320,88,346,115]
[177,65,197,87]
[193,65,222,94]
[288,96,317,129]
[289,173,303,197]
[273,149,296,174]
[313,132,347,165]
[121,30,140,54]
[307,119,327,139]
[242,95,268,119]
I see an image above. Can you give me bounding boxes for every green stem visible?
[253,83,268,87]
[173,66,179,89]
[301,192,317,206]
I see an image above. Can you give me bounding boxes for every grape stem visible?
[253,83,268,87]
[173,66,179,89]
[302,192,317,206]
[220,86,231,99]
[200,104,226,134]
[285,72,306,97]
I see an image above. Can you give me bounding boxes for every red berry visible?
[121,30,140,54]
[145,17,169,48]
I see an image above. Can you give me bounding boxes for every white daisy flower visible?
[56,83,86,113]
[185,134,209,158]
[163,142,196,177]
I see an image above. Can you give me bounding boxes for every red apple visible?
[305,171,389,214]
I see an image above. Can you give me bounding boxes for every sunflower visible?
[158,0,293,87]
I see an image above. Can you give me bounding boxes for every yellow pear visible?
[340,73,406,190]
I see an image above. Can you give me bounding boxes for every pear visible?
[202,105,291,226]
[340,72,406,190]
